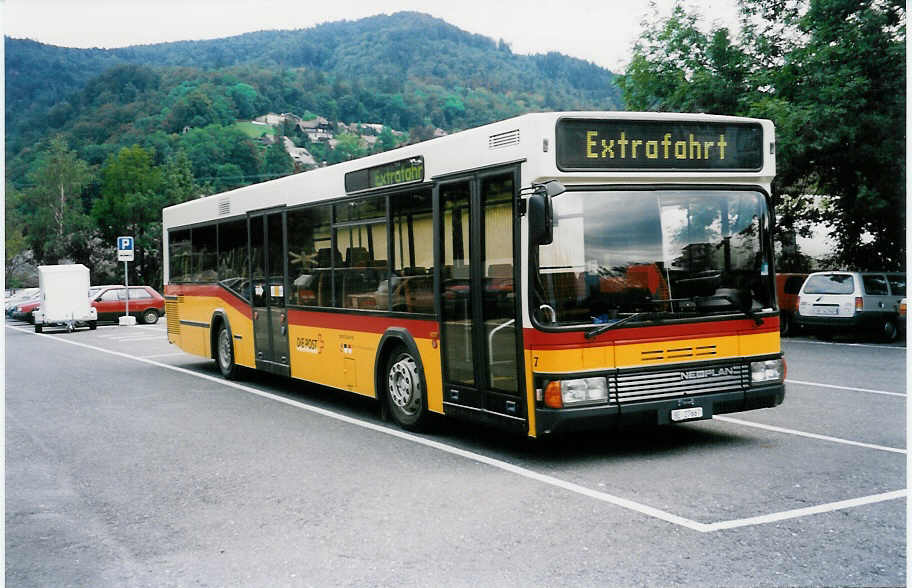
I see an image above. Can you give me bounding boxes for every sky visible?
[2,0,742,71]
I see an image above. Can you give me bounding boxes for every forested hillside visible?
[6,12,620,163]
[4,11,622,287]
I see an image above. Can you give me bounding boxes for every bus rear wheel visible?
[384,346,428,431]
[216,324,240,380]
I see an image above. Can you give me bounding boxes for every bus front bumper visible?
[534,383,785,436]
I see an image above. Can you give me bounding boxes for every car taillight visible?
[855,297,864,312]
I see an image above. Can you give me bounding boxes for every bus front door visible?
[250,210,290,377]
[438,169,524,429]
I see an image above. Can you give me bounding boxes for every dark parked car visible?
[91,285,165,324]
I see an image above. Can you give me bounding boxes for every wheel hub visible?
[218,329,231,368]
[388,356,420,414]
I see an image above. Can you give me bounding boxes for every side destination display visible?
[556,118,764,171]
[345,156,424,193]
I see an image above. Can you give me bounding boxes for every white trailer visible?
[33,264,97,333]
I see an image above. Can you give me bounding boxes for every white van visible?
[796,271,905,341]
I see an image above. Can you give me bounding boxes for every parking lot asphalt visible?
[5,319,907,586]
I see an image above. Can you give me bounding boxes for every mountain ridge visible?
[5,11,623,187]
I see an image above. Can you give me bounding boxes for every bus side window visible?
[287,205,332,307]
[391,190,433,314]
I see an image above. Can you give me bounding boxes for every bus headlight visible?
[750,359,784,384]
[544,377,609,408]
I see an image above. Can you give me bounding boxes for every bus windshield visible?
[533,189,774,327]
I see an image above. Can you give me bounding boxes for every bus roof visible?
[163,111,775,230]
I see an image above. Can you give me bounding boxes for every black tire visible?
[817,330,833,341]
[89,320,97,330]
[779,312,791,337]
[880,318,898,342]
[34,324,42,333]
[384,345,429,431]
[216,323,240,379]
[141,308,159,325]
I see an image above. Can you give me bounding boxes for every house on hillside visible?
[282,137,317,168]
[355,123,385,134]
[255,113,284,126]
[297,116,333,142]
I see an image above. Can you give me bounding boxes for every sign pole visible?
[124,260,129,318]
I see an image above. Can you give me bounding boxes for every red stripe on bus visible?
[164,283,253,319]
[523,316,779,350]
[286,309,438,339]
[164,284,438,337]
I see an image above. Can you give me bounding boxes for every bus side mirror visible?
[528,180,564,246]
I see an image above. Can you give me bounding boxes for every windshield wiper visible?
[699,294,764,325]
[584,312,649,340]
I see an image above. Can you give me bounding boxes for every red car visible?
[12,298,41,323]
[91,285,165,324]
[776,273,808,336]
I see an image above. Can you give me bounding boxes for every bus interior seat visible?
[316,247,343,268]
[346,247,371,268]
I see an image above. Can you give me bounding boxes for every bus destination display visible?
[345,156,424,193]
[556,119,763,171]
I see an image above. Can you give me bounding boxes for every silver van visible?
[796,271,906,341]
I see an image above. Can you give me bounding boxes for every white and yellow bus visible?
[162,111,785,436]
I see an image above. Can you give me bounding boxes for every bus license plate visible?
[671,407,704,422]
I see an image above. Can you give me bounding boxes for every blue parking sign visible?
[117,236,134,261]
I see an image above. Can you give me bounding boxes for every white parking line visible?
[786,379,905,398]
[714,415,906,454]
[8,324,906,533]
[705,489,908,532]
[110,336,166,343]
[784,339,906,350]
[133,324,167,331]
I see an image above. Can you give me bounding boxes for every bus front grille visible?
[614,362,748,404]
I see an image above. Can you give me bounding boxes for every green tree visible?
[161,149,200,205]
[5,184,33,287]
[92,145,165,287]
[619,0,905,270]
[329,132,366,163]
[227,82,259,119]
[376,126,399,152]
[213,163,246,192]
[22,136,93,265]
[264,140,295,178]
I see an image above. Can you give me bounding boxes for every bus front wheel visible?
[216,324,240,380]
[384,346,428,431]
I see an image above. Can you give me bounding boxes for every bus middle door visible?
[250,210,290,377]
